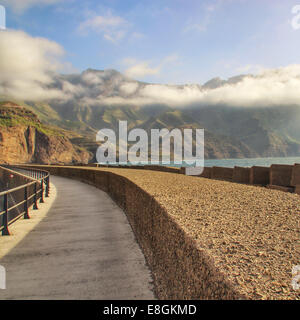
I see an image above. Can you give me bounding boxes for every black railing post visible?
[24,186,30,219]
[33,182,38,210]
[2,194,10,236]
[40,179,44,203]
[45,176,50,197]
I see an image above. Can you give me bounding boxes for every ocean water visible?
[203,156,300,168]
[166,156,300,168]
[101,156,300,168]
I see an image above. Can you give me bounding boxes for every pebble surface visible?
[99,168,300,300]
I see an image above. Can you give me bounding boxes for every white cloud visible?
[1,30,300,111]
[119,82,139,95]
[103,30,126,44]
[78,12,145,44]
[125,61,160,78]
[0,29,70,100]
[182,0,224,34]
[81,72,104,86]
[78,13,129,43]
[123,54,179,79]
[183,6,212,34]
[2,0,62,13]
[102,65,300,108]
[79,14,127,30]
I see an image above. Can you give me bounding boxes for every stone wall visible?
[232,166,250,184]
[291,164,300,187]
[270,164,294,187]
[199,167,212,178]
[33,161,300,193]
[45,162,300,190]
[211,166,233,181]
[250,166,270,185]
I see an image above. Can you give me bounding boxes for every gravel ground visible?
[100,168,300,300]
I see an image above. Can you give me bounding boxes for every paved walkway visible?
[0,176,154,299]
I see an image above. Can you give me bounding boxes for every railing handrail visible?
[0,180,38,197]
[0,166,50,235]
[0,166,50,196]
[4,165,50,179]
[0,165,38,182]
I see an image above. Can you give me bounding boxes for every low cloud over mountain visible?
[1,30,300,110]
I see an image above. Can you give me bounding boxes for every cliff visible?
[0,102,90,164]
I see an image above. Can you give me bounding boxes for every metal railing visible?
[0,167,50,236]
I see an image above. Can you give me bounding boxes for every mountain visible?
[1,68,300,162]
[202,75,248,89]
[0,102,90,164]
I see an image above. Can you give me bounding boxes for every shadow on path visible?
[0,176,154,299]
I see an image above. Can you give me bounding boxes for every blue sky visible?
[2,0,300,84]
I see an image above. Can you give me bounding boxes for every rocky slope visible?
[0,102,90,164]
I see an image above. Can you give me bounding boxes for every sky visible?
[1,0,300,85]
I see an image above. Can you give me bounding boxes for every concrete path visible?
[0,176,154,299]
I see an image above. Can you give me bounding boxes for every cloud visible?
[123,54,179,79]
[182,0,224,34]
[125,61,160,78]
[0,29,70,100]
[2,0,62,13]
[79,14,127,30]
[1,30,300,111]
[102,65,300,108]
[182,6,212,34]
[81,72,104,86]
[119,82,139,95]
[78,13,129,43]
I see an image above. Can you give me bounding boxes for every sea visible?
[105,156,300,168]
[196,156,300,168]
